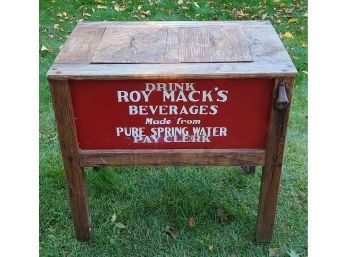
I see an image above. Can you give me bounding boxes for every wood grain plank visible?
[91,25,252,64]
[77,20,273,28]
[49,21,297,78]
[55,26,105,64]
[47,61,297,80]
[255,78,295,242]
[91,26,168,63]
[79,149,265,167]
[178,26,252,62]
[164,27,179,63]
[49,80,91,241]
[242,26,291,61]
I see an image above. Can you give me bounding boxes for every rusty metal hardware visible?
[275,81,289,110]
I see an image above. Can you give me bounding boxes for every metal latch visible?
[275,81,289,110]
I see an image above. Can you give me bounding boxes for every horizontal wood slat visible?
[79,149,265,167]
[91,26,169,64]
[78,20,274,28]
[55,26,105,64]
[47,21,297,79]
[91,25,253,64]
[47,61,297,80]
[177,26,252,63]
[242,26,291,62]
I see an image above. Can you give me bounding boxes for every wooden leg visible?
[240,166,256,175]
[255,78,294,242]
[256,164,282,242]
[50,80,91,241]
[64,166,91,241]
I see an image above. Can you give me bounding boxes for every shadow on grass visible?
[86,166,260,244]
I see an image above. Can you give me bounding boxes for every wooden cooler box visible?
[47,21,297,242]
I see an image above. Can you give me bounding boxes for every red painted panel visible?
[70,79,273,150]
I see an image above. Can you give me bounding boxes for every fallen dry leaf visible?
[284,31,294,39]
[111,213,116,223]
[208,245,214,251]
[53,24,59,30]
[188,217,196,228]
[165,225,178,239]
[137,5,142,10]
[41,45,48,51]
[261,13,268,20]
[217,208,229,222]
[193,2,200,8]
[140,10,151,17]
[284,8,293,14]
[296,26,305,32]
[41,45,53,53]
[236,10,245,18]
[97,5,107,10]
[269,247,279,256]
[178,0,184,5]
[78,5,87,11]
[288,18,298,23]
[114,222,126,229]
[57,11,67,17]
[114,4,125,12]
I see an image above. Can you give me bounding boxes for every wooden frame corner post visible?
[49,80,91,241]
[255,78,294,242]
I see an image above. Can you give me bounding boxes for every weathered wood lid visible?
[47,21,297,79]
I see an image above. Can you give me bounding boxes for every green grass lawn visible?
[39,0,307,256]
